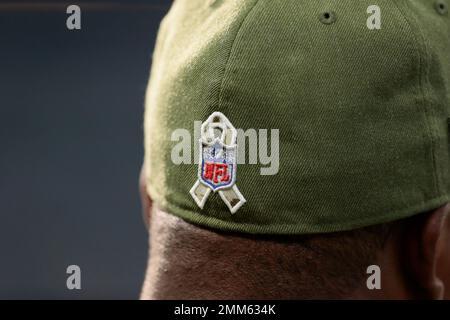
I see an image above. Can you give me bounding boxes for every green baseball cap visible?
[144,0,450,234]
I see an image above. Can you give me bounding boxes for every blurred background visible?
[0,0,171,299]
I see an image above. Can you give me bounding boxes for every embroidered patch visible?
[190,112,246,214]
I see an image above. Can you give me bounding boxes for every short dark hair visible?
[260,223,394,297]
[149,209,397,299]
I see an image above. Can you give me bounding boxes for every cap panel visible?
[215,0,440,231]
[144,0,262,219]
[399,0,450,197]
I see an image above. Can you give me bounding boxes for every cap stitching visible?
[216,0,263,112]
[392,0,441,197]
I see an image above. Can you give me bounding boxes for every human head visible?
[141,0,450,299]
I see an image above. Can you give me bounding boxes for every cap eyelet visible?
[319,11,337,25]
[435,0,448,15]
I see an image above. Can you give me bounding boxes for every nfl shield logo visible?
[199,138,237,191]
[190,111,246,214]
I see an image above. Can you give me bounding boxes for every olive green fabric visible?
[144,0,450,234]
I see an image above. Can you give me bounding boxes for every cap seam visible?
[393,0,441,197]
[216,0,263,112]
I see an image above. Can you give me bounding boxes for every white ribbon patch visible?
[190,112,246,214]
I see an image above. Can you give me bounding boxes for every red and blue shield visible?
[199,138,237,191]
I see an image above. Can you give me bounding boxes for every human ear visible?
[403,203,450,299]
[436,204,450,299]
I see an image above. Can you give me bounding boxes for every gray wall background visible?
[0,0,171,299]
